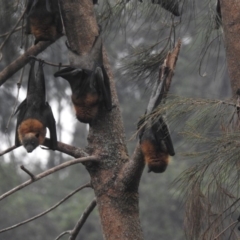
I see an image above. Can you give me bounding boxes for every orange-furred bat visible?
[54,34,112,125]
[15,60,57,153]
[139,117,175,173]
[138,72,175,173]
[151,0,180,16]
[25,0,62,45]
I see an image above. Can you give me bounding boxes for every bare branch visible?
[5,65,25,132]
[213,220,238,239]
[0,156,99,201]
[29,56,69,68]
[0,139,88,158]
[20,165,35,180]
[55,231,71,240]
[0,183,91,234]
[68,199,97,240]
[0,26,24,38]
[0,145,19,157]
[0,7,26,52]
[0,37,61,86]
[43,138,88,158]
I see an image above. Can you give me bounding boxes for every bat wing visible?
[15,99,27,146]
[95,66,112,111]
[44,103,57,150]
[152,117,175,156]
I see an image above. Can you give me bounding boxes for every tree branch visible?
[55,231,71,240]
[0,38,61,86]
[68,199,97,240]
[0,183,91,234]
[0,139,88,158]
[0,145,20,157]
[0,156,98,201]
[118,40,181,191]
[20,165,35,180]
[0,7,26,53]
[43,138,88,158]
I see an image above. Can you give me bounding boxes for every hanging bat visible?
[138,72,175,173]
[151,0,180,16]
[15,60,57,153]
[139,116,175,173]
[54,34,112,125]
[25,0,62,44]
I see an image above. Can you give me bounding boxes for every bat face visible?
[18,118,46,153]
[54,34,112,124]
[25,0,62,44]
[15,61,57,152]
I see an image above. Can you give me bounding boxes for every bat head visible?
[22,133,40,153]
[147,154,169,173]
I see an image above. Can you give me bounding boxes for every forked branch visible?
[0,183,91,234]
[0,156,99,201]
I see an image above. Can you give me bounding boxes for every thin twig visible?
[0,140,88,158]
[213,220,238,239]
[68,198,97,240]
[20,165,35,180]
[55,231,71,240]
[0,7,27,52]
[0,37,61,86]
[0,156,99,201]
[0,183,91,234]
[5,65,25,132]
[0,145,20,157]
[29,56,69,67]
[43,138,88,158]
[0,26,24,38]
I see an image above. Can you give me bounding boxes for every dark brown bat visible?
[138,71,175,173]
[139,116,175,173]
[54,34,112,125]
[25,0,62,44]
[15,60,57,153]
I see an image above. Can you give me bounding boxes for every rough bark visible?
[59,1,144,239]
[220,0,240,98]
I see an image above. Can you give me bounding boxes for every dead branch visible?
[120,41,181,190]
[0,156,99,201]
[20,165,35,180]
[0,145,20,157]
[43,138,88,158]
[213,220,238,239]
[55,231,71,240]
[0,26,24,38]
[68,198,97,240]
[5,65,25,132]
[0,139,88,158]
[0,37,61,86]
[0,7,26,53]
[29,56,68,68]
[0,183,91,234]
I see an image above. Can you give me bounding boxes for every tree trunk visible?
[220,0,240,98]
[59,1,145,239]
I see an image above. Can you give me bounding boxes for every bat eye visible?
[35,133,40,138]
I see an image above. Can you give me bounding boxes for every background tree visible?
[0,0,238,240]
